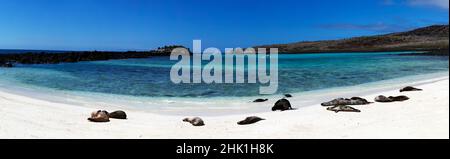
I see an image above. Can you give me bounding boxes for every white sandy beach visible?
[0,76,449,139]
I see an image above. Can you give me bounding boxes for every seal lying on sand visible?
[183,117,205,126]
[88,110,110,122]
[253,99,268,103]
[375,95,392,102]
[108,110,127,119]
[350,97,368,101]
[272,99,293,111]
[327,105,361,113]
[321,97,371,106]
[237,116,265,125]
[375,95,410,102]
[400,86,422,92]
[389,95,410,102]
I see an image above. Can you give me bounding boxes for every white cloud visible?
[408,0,449,10]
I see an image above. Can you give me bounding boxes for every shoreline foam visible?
[1,71,448,116]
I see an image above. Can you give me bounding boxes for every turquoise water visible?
[0,52,448,98]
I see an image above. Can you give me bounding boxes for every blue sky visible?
[0,0,448,51]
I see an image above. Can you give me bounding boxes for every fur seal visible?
[350,97,369,102]
[88,110,110,122]
[272,99,293,111]
[375,95,392,102]
[237,116,265,125]
[284,94,293,98]
[389,95,409,102]
[327,105,361,113]
[350,97,372,104]
[253,99,268,103]
[321,97,371,106]
[108,110,127,119]
[183,117,205,126]
[400,86,422,92]
[375,95,410,102]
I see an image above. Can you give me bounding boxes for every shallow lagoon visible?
[1,52,448,98]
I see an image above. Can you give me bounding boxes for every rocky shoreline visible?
[0,45,189,67]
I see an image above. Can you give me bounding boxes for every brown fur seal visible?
[108,110,127,119]
[350,97,369,102]
[272,99,293,111]
[389,95,409,102]
[253,99,268,103]
[327,105,361,113]
[375,95,392,102]
[321,97,371,106]
[183,117,205,126]
[237,116,265,125]
[400,86,422,92]
[88,110,110,122]
[375,95,410,102]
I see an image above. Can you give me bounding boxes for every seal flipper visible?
[340,105,361,112]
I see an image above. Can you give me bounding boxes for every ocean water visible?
[0,52,448,99]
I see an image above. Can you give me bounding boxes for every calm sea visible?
[0,52,448,98]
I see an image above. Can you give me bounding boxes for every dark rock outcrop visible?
[0,62,13,68]
[0,46,190,65]
[237,116,265,125]
[272,99,293,111]
[284,94,293,98]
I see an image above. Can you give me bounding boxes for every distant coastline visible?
[255,25,449,55]
[0,49,70,54]
[0,45,188,66]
